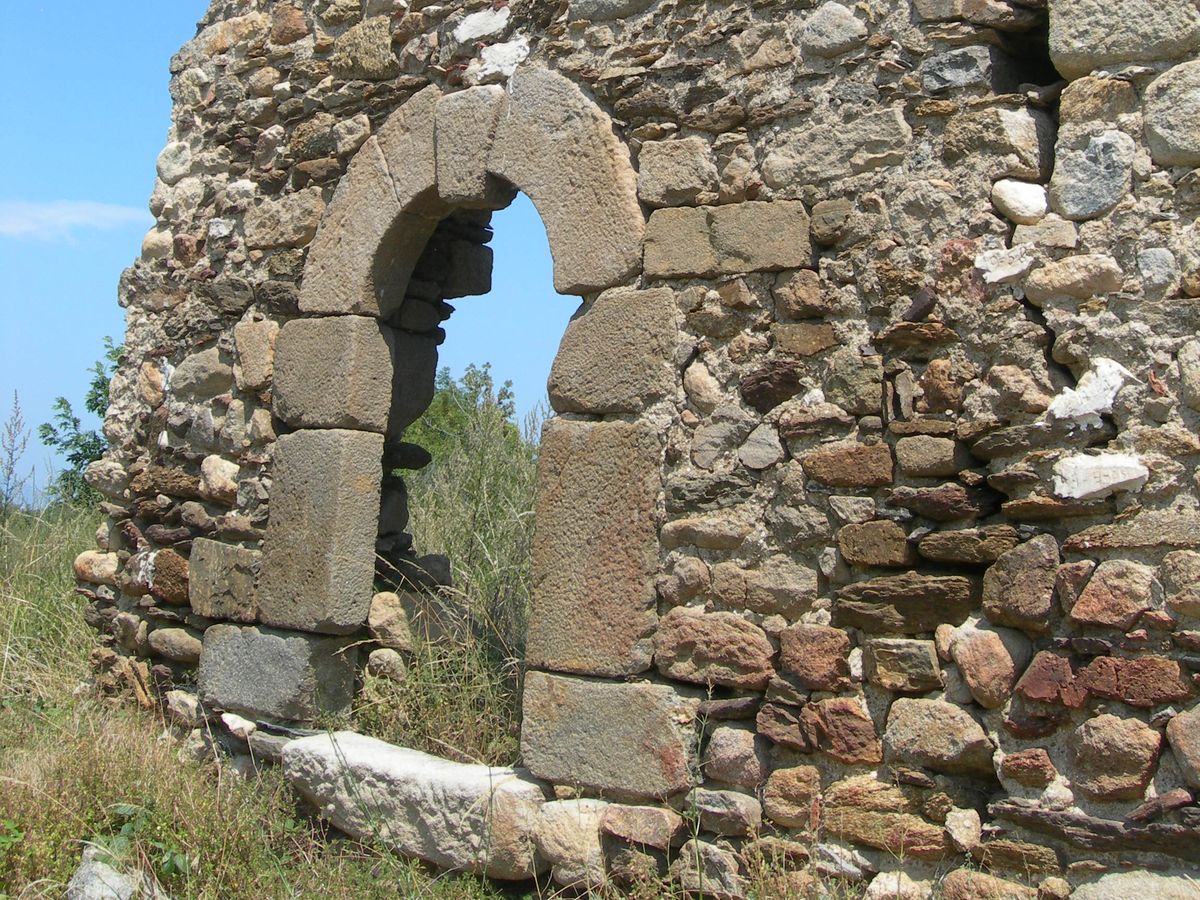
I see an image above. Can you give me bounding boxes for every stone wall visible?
[74,0,1200,893]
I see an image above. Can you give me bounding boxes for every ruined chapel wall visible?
[72,0,1200,888]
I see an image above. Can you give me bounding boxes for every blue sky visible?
[0,3,570,493]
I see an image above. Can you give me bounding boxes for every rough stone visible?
[835,573,976,634]
[284,732,548,879]
[894,436,963,478]
[643,201,812,278]
[1024,254,1123,304]
[1069,714,1161,801]
[981,535,1059,633]
[1162,550,1200,616]
[670,840,745,900]
[1049,131,1135,222]
[918,526,1019,565]
[838,520,916,568]
[331,17,400,81]
[525,420,661,677]
[1073,872,1200,900]
[170,347,233,398]
[779,624,851,691]
[883,699,995,775]
[863,639,941,693]
[763,108,912,186]
[147,627,202,665]
[636,137,718,207]
[599,804,685,850]
[942,107,1053,179]
[74,550,120,586]
[233,315,279,391]
[702,724,766,789]
[801,2,868,57]
[686,787,761,836]
[243,186,324,249]
[256,429,383,634]
[547,286,676,414]
[1069,559,1158,630]
[535,799,608,889]
[763,765,820,829]
[653,607,775,690]
[942,869,1035,900]
[1145,61,1200,167]
[1000,748,1056,787]
[1049,0,1200,81]
[521,672,700,800]
[801,441,893,488]
[948,621,1031,709]
[198,624,357,722]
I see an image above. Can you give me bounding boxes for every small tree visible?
[39,338,120,507]
[1,392,30,523]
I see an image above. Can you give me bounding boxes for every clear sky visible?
[0,3,571,494]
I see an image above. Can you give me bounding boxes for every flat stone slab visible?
[256,428,383,634]
[521,671,701,800]
[198,623,356,722]
[283,732,550,880]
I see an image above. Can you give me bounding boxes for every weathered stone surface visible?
[643,201,811,278]
[526,420,660,677]
[825,803,949,861]
[521,672,700,800]
[653,607,775,690]
[1064,511,1200,552]
[948,621,1031,709]
[435,86,507,206]
[599,804,685,850]
[801,441,893,488]
[763,109,912,186]
[270,4,307,44]
[547,286,676,414]
[244,186,325,249]
[802,2,868,57]
[148,548,189,604]
[806,697,883,765]
[1049,0,1200,81]
[711,558,819,617]
[837,520,915,568]
[170,347,233,398]
[1049,131,1135,222]
[763,765,820,829]
[74,550,120,586]
[256,429,383,634]
[835,573,976,634]
[1074,872,1200,900]
[670,839,745,900]
[1167,705,1200,788]
[1069,714,1161,801]
[942,869,1035,900]
[887,483,997,522]
[981,535,1059,633]
[637,137,718,207]
[535,799,607,889]
[779,624,851,691]
[740,360,806,412]
[367,590,414,652]
[148,627,202,665]
[942,107,1053,179]
[1000,748,1056,787]
[1024,254,1123,304]
[233,315,279,391]
[284,732,548,879]
[686,787,761,836]
[894,436,962,477]
[884,699,995,775]
[1145,61,1200,167]
[702,724,766,789]
[199,624,357,722]
[272,316,394,432]
[331,17,399,80]
[918,526,1019,564]
[1013,651,1087,708]
[1068,559,1158,630]
[188,539,260,622]
[1077,656,1194,708]
[863,639,941,693]
[491,67,644,293]
[992,179,1047,224]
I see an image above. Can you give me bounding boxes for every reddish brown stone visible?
[918,526,1020,565]
[756,702,812,752]
[1077,656,1195,708]
[949,624,1031,709]
[837,520,916,568]
[1003,696,1070,738]
[801,441,893,488]
[1070,714,1162,801]
[804,698,882,765]
[653,607,775,690]
[971,838,1060,874]
[740,360,805,413]
[1069,560,1158,630]
[942,869,1036,900]
[762,765,821,830]
[1000,748,1057,787]
[150,549,190,606]
[834,572,977,634]
[1055,560,1096,613]
[1014,651,1087,708]
[981,535,1060,633]
[270,4,308,44]
[779,624,851,691]
[885,483,998,521]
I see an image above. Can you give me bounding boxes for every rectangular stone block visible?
[272,316,394,433]
[644,201,811,279]
[188,538,261,623]
[525,419,661,676]
[198,623,357,722]
[521,672,701,800]
[257,428,383,634]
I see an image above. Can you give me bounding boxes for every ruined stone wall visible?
[74,0,1200,893]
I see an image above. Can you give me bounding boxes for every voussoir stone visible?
[435,85,508,207]
[653,607,775,689]
[284,732,549,879]
[489,67,644,294]
[644,201,811,279]
[521,671,701,800]
[526,420,661,677]
[256,429,383,634]
[1049,0,1200,81]
[272,316,395,433]
[198,623,357,722]
[883,698,995,775]
[188,538,260,622]
[547,286,677,414]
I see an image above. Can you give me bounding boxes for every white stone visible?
[991,179,1047,224]
[333,113,371,157]
[464,37,529,83]
[1138,247,1180,296]
[1046,358,1135,429]
[1053,453,1149,500]
[164,690,203,729]
[141,227,173,261]
[1179,340,1200,411]
[453,7,510,43]
[221,711,257,741]
[864,870,931,900]
[156,141,191,185]
[683,360,722,413]
[802,2,868,57]
[283,732,550,880]
[1073,871,1200,900]
[534,799,608,889]
[944,807,981,852]
[200,455,240,503]
[66,846,140,900]
[975,245,1034,284]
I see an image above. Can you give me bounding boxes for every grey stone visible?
[330,16,400,80]
[284,732,549,879]
[801,2,868,58]
[198,623,357,722]
[1049,130,1135,221]
[636,137,719,207]
[156,141,191,185]
[685,787,762,836]
[922,46,1015,95]
[763,109,911,186]
[170,347,233,398]
[490,67,644,293]
[256,429,383,634]
[1050,0,1200,80]
[643,201,812,278]
[738,424,784,470]
[1145,61,1200,167]
[521,671,701,800]
[66,847,141,900]
[670,840,746,900]
[189,538,261,622]
[526,420,661,676]
[272,315,394,433]
[567,0,654,20]
[435,86,512,208]
[883,698,995,775]
[243,186,325,250]
[547,286,677,414]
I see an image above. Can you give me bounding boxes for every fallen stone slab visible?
[283,732,551,880]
